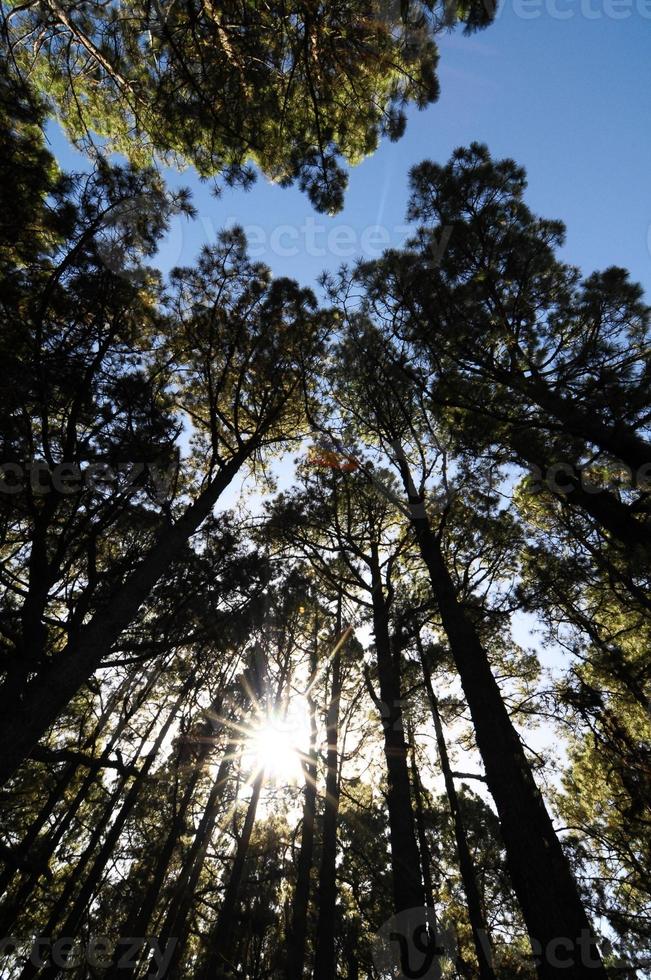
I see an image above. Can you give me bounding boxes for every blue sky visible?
[49,2,651,297]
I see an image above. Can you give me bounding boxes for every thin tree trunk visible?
[514,371,651,475]
[406,722,436,914]
[144,670,263,979]
[0,666,162,932]
[104,692,225,972]
[418,642,496,980]
[368,555,425,914]
[512,436,651,559]
[313,616,347,980]
[199,769,264,979]
[394,453,608,980]
[0,666,140,902]
[286,638,319,980]
[19,678,191,980]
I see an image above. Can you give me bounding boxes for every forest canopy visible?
[0,8,650,980]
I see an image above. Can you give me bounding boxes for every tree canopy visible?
[2,0,493,212]
[0,26,650,980]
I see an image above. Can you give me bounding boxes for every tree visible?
[2,0,494,213]
[0,101,327,783]
[318,314,608,978]
[352,144,651,560]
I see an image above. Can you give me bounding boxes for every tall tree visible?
[321,317,608,978]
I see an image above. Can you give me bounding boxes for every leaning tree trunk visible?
[511,434,651,561]
[8,690,161,955]
[199,769,264,980]
[19,678,191,980]
[406,722,436,914]
[102,725,215,980]
[513,369,651,475]
[394,453,608,980]
[143,670,263,979]
[0,663,152,916]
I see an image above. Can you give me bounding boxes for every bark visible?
[18,679,190,980]
[368,553,425,914]
[512,371,651,475]
[418,643,496,980]
[0,667,139,903]
[395,454,607,980]
[144,743,237,979]
[407,723,436,914]
[102,757,207,979]
[144,673,262,978]
[512,436,651,560]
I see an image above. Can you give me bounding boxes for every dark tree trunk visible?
[369,555,425,914]
[515,372,651,475]
[199,769,264,980]
[512,436,651,560]
[286,642,319,980]
[0,666,162,932]
[313,623,348,980]
[406,722,436,914]
[103,693,225,978]
[418,642,496,980]
[145,675,262,979]
[18,679,191,980]
[395,454,608,980]
[0,666,141,905]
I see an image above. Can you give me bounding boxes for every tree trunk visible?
[395,454,607,980]
[103,693,225,978]
[503,368,651,474]
[0,665,141,904]
[145,679,261,978]
[286,642,319,980]
[19,679,191,980]
[313,622,346,980]
[0,666,162,932]
[199,769,264,980]
[406,722,436,914]
[369,555,425,914]
[512,436,651,560]
[418,642,496,980]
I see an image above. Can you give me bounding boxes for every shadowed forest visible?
[0,2,649,978]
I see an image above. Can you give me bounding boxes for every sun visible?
[244,709,308,784]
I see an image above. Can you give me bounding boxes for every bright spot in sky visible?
[244,706,309,785]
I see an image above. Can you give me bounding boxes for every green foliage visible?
[4,0,493,212]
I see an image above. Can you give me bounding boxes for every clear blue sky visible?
[49,2,651,297]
